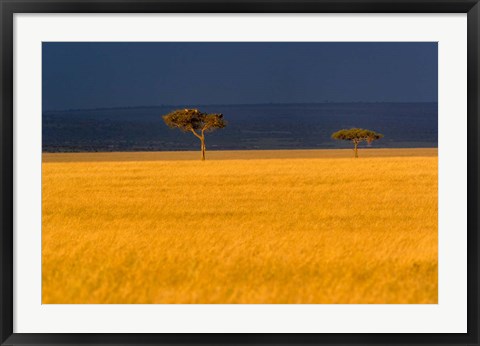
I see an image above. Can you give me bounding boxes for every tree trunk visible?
[200,136,206,161]
[354,141,358,158]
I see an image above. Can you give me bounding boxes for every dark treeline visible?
[42,102,437,153]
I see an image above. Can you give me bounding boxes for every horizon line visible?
[43,101,439,113]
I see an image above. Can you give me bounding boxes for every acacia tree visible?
[162,108,227,161]
[331,128,383,158]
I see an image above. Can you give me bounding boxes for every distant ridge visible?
[43,102,438,153]
[43,101,438,114]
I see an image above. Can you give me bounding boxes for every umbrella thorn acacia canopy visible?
[331,128,383,144]
[163,108,226,133]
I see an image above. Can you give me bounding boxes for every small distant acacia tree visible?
[162,108,227,161]
[331,128,383,158]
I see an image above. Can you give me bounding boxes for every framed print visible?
[1,0,479,345]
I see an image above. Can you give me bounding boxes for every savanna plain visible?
[42,148,438,304]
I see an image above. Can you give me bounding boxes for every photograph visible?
[41,42,438,304]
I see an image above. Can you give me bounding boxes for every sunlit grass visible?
[42,150,437,304]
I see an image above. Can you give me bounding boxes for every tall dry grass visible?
[42,152,437,304]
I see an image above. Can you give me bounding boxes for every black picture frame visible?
[1,1,479,345]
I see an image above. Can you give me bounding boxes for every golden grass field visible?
[42,148,438,304]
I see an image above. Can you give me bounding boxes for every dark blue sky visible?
[42,42,437,110]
